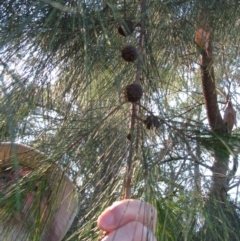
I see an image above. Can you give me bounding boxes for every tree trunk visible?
[200,41,229,202]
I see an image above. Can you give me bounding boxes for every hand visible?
[97,199,157,241]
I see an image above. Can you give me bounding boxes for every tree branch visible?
[124,0,146,199]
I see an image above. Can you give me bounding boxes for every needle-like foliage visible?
[1,0,240,240]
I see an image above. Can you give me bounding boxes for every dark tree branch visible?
[199,31,229,202]
[200,47,225,133]
[124,0,147,199]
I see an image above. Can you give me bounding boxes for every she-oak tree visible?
[0,0,240,240]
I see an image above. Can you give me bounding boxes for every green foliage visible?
[0,0,240,240]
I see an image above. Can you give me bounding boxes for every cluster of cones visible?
[118,20,143,103]
[118,20,160,130]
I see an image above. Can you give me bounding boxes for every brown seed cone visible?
[126,133,131,141]
[143,115,160,129]
[118,20,135,36]
[122,83,143,103]
[121,45,138,62]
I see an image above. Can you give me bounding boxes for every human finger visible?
[97,199,157,233]
[101,221,156,241]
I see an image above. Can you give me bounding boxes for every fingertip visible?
[97,210,115,231]
[97,200,124,231]
[99,221,157,241]
[97,199,157,233]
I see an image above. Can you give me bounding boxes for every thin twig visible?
[124,104,136,199]
[136,102,154,115]
[228,178,240,191]
[51,106,121,166]
[124,0,147,199]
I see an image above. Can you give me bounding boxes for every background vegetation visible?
[1,0,240,240]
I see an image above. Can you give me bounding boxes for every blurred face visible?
[0,164,78,241]
[0,166,49,240]
[0,166,31,191]
[0,166,37,207]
